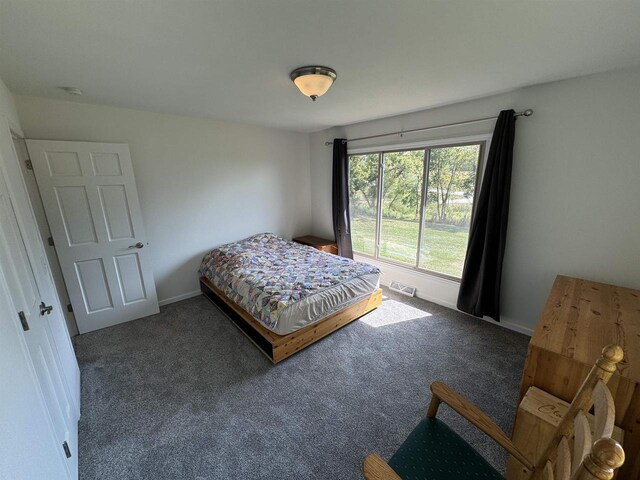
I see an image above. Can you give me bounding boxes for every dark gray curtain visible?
[457,110,516,321]
[332,138,353,258]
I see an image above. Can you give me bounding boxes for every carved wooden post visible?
[530,345,624,479]
[571,437,625,480]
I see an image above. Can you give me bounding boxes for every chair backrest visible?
[530,345,625,480]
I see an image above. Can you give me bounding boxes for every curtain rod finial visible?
[522,109,533,117]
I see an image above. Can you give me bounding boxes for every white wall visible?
[0,76,21,135]
[310,66,640,334]
[11,67,640,334]
[15,96,312,305]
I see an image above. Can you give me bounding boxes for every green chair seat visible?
[387,418,505,480]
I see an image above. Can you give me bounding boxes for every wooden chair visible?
[363,345,626,480]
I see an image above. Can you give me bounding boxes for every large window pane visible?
[349,154,379,255]
[420,144,482,277]
[379,150,424,265]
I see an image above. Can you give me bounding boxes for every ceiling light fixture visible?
[290,66,337,101]
[58,86,83,96]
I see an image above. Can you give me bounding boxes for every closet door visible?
[0,260,69,480]
[0,170,77,479]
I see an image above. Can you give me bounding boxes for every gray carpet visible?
[75,288,529,479]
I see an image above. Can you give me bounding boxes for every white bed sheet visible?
[270,272,380,335]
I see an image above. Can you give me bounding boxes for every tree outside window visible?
[349,139,485,278]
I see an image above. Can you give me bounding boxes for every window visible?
[349,154,378,256]
[348,137,487,279]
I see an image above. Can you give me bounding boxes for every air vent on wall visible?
[389,281,416,297]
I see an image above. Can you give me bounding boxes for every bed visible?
[198,233,382,362]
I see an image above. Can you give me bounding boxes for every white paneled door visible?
[26,141,159,333]
[0,169,77,479]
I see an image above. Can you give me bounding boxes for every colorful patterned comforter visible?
[198,233,380,332]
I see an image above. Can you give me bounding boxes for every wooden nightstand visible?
[292,235,338,255]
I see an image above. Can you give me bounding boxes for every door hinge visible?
[25,159,33,170]
[18,311,29,331]
[47,236,55,247]
[62,441,72,458]
[67,303,73,313]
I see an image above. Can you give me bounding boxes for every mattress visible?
[198,233,380,335]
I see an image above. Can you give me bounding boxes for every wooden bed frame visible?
[199,276,382,363]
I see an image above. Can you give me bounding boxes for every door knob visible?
[40,302,53,316]
[128,242,144,249]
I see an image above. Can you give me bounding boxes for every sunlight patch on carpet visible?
[361,299,432,328]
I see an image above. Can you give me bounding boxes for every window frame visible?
[348,134,491,281]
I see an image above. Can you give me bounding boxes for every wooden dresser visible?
[292,235,338,255]
[513,275,640,479]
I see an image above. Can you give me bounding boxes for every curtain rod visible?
[324,109,533,146]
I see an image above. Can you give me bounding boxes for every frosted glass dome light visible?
[290,66,337,101]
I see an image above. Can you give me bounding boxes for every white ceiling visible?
[1,0,640,133]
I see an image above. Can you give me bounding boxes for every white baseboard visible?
[378,277,458,309]
[408,284,533,337]
[410,286,534,336]
[475,314,534,336]
[355,254,534,337]
[400,282,534,336]
[158,290,201,307]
